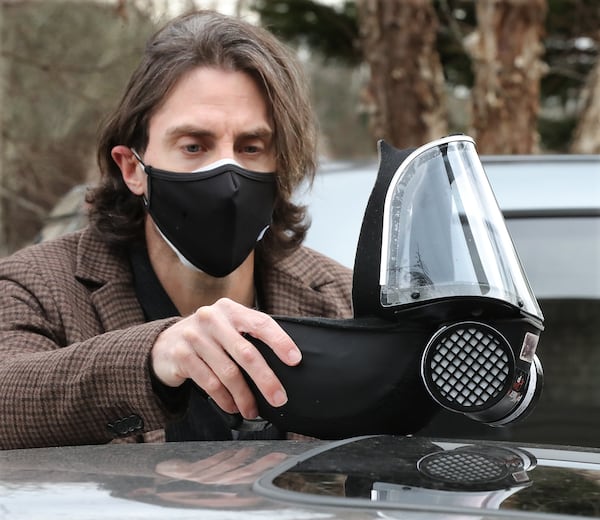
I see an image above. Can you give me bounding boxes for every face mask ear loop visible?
[129,148,149,207]
[130,148,146,169]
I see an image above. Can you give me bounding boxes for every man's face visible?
[144,66,276,173]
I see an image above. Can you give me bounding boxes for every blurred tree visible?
[570,48,600,153]
[306,60,374,158]
[435,0,600,152]
[256,0,448,148]
[464,0,548,154]
[250,0,599,153]
[250,0,374,156]
[0,1,156,255]
[538,0,599,150]
[355,0,448,148]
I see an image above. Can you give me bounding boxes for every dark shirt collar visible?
[129,241,179,321]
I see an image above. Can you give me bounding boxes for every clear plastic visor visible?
[379,137,543,320]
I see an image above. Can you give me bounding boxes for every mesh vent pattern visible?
[419,451,507,483]
[423,323,511,410]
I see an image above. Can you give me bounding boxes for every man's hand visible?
[155,447,288,485]
[151,298,301,419]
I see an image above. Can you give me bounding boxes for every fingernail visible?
[273,389,288,407]
[288,349,302,364]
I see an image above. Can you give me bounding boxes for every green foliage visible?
[542,1,599,103]
[250,0,360,64]
[538,116,579,152]
[433,0,476,87]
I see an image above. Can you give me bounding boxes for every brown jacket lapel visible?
[75,228,145,331]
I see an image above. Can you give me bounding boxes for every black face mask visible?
[132,152,277,277]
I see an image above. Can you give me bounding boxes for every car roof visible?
[315,153,600,212]
[1,435,600,519]
[481,154,600,215]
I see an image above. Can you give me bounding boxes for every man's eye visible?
[184,144,201,153]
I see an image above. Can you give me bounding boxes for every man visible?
[0,10,352,449]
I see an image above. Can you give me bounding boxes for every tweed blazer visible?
[0,227,352,449]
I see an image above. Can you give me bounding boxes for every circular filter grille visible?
[418,450,508,484]
[422,322,512,412]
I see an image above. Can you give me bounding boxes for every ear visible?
[111,145,146,196]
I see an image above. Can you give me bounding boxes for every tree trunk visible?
[570,56,600,153]
[356,0,447,149]
[465,0,547,154]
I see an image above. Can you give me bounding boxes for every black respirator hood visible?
[352,139,411,319]
[239,136,544,439]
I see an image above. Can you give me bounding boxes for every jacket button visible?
[108,414,144,437]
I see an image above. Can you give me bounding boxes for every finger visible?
[232,307,302,366]
[193,301,293,412]
[191,448,258,483]
[184,354,239,415]
[214,323,288,410]
[187,447,255,476]
[188,328,259,418]
[210,452,289,485]
[156,449,248,479]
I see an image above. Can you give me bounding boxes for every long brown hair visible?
[89,10,317,261]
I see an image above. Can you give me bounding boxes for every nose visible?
[212,141,237,164]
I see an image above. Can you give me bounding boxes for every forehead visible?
[149,67,272,132]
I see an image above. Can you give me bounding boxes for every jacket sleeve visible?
[0,253,181,449]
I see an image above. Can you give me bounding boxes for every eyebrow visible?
[165,124,274,142]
